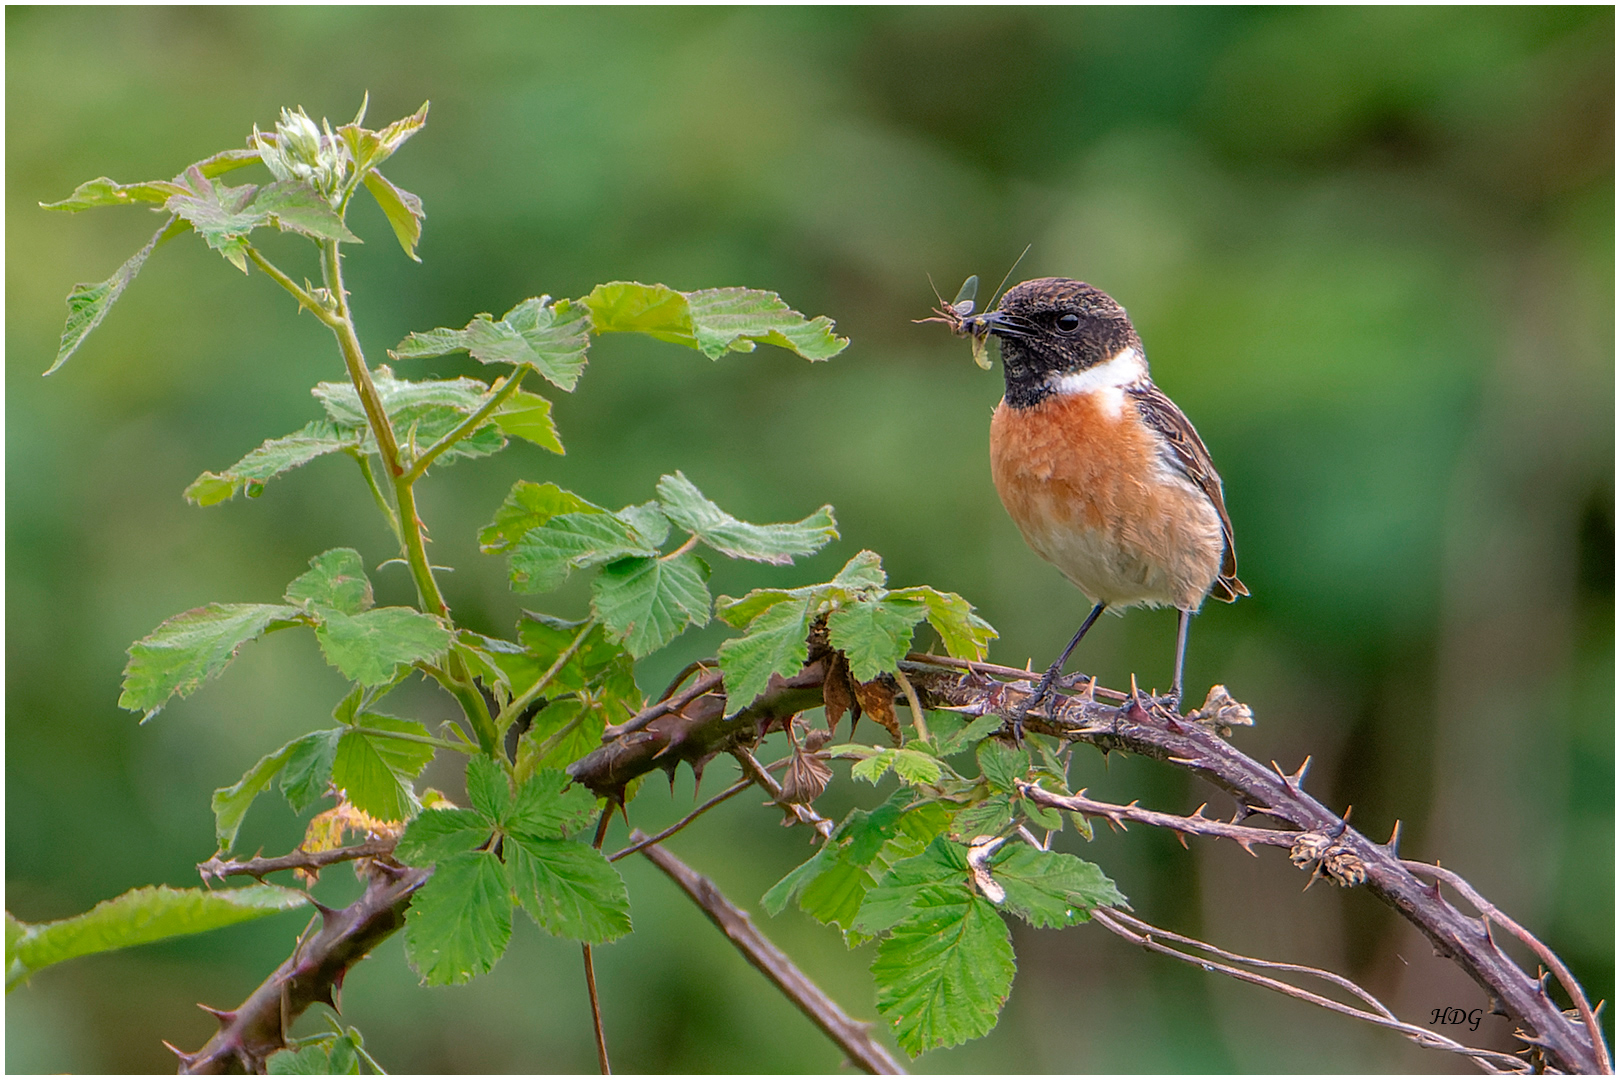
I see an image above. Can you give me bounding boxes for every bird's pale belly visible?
[990,391,1224,611]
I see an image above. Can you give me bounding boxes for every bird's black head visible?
[977,278,1143,409]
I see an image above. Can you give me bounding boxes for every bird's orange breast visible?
[989,388,1225,610]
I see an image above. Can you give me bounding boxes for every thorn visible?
[1175,831,1189,850]
[309,899,341,924]
[313,984,337,1009]
[1536,970,1553,994]
[1289,755,1312,787]
[1383,820,1402,854]
[1167,755,1200,766]
[1237,840,1258,857]
[1192,802,1209,819]
[162,1040,195,1066]
[198,1003,236,1028]
[1231,806,1252,824]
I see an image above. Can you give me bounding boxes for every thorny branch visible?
[568,651,1609,1075]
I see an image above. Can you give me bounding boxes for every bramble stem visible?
[348,450,403,544]
[404,369,530,484]
[498,620,597,737]
[245,246,340,329]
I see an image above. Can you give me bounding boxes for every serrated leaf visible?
[493,389,563,454]
[281,729,342,814]
[591,551,711,658]
[507,769,600,840]
[655,471,836,565]
[990,846,1125,929]
[888,586,998,662]
[315,608,451,686]
[976,741,1029,793]
[506,839,630,944]
[871,888,1014,1055]
[478,481,603,554]
[684,286,848,361]
[934,713,1006,757]
[185,421,358,505]
[507,510,662,594]
[891,748,944,787]
[332,716,435,821]
[7,885,306,990]
[514,613,634,697]
[395,807,492,866]
[717,597,810,706]
[40,175,187,211]
[853,836,968,936]
[165,166,264,271]
[464,755,512,824]
[338,101,429,177]
[120,602,303,716]
[45,215,177,375]
[403,850,511,986]
[392,297,591,392]
[828,597,925,682]
[284,548,374,616]
[582,281,691,341]
[211,739,300,852]
[762,843,839,917]
[951,794,1017,842]
[713,588,796,628]
[268,1044,342,1075]
[833,550,888,592]
[250,179,361,243]
[362,170,424,261]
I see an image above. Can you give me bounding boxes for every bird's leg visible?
[1163,607,1192,713]
[1015,602,1106,740]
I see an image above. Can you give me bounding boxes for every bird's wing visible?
[1127,382,1248,601]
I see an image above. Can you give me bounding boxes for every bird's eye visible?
[1056,313,1081,332]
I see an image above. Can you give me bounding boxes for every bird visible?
[965,277,1246,724]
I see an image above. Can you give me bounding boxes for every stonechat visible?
[949,277,1247,719]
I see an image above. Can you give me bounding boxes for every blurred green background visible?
[7,6,1612,1073]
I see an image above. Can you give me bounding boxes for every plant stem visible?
[497,620,597,734]
[348,450,403,545]
[403,369,530,484]
[245,245,341,329]
[584,809,613,1074]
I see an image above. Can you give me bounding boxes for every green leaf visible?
[507,510,663,594]
[395,807,492,866]
[871,888,1014,1055]
[185,421,358,505]
[713,588,794,629]
[506,769,600,839]
[582,282,847,362]
[338,101,429,178]
[591,551,711,658]
[403,850,512,986]
[494,389,564,454]
[514,699,601,779]
[250,179,361,243]
[514,614,635,697]
[888,586,998,662]
[311,367,509,466]
[976,741,1030,793]
[842,747,942,788]
[40,175,187,211]
[506,839,631,944]
[332,716,435,821]
[655,471,837,565]
[212,737,301,851]
[684,286,848,361]
[120,602,303,717]
[7,885,306,990]
[478,481,602,554]
[951,794,1017,842]
[281,730,341,814]
[392,297,591,393]
[464,755,512,824]
[716,597,810,706]
[761,843,840,917]
[267,1044,342,1075]
[991,846,1125,929]
[315,607,451,686]
[165,165,264,271]
[284,548,374,616]
[828,597,925,682]
[45,215,177,376]
[853,836,968,936]
[833,550,888,592]
[362,170,424,261]
[891,748,944,786]
[934,713,1006,757]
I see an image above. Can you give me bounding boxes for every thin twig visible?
[601,670,723,741]
[403,368,530,483]
[731,746,833,838]
[905,652,1129,701]
[584,809,613,1074]
[607,779,753,863]
[1017,781,1296,854]
[1091,908,1527,1072]
[496,619,596,734]
[1404,861,1612,1073]
[635,834,904,1073]
[891,667,930,743]
[198,839,398,883]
